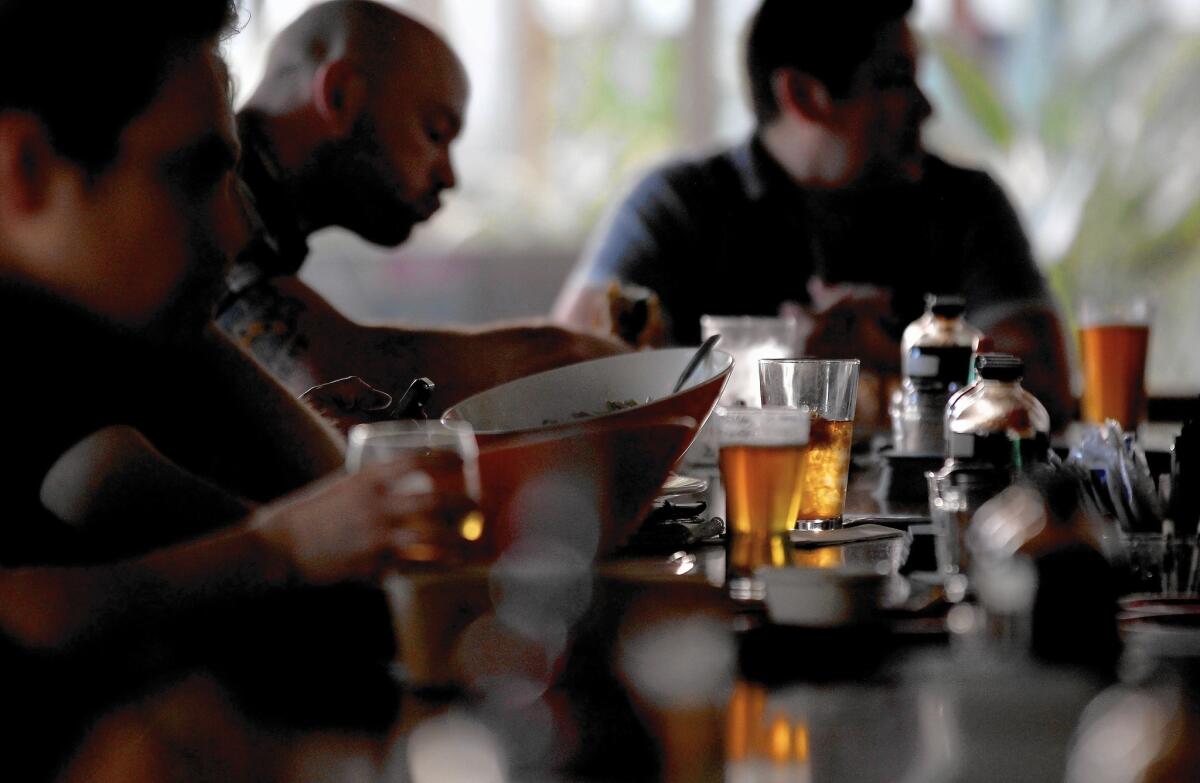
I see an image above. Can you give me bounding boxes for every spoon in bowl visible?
[672,334,722,394]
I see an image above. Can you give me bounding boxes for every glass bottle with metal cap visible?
[900,294,983,387]
[893,295,983,454]
[928,354,1053,582]
[945,353,1051,475]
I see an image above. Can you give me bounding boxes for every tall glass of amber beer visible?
[1079,298,1151,431]
[716,406,812,598]
[758,359,860,531]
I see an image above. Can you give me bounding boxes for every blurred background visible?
[225,0,1200,395]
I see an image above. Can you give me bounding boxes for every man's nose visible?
[436,152,457,192]
[911,83,933,124]
[217,178,254,261]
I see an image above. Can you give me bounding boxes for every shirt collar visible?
[730,132,797,202]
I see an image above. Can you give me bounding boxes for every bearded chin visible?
[359,216,414,247]
[356,200,421,247]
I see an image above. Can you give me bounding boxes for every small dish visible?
[659,473,708,498]
[758,566,890,628]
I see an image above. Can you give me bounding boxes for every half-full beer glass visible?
[346,420,486,565]
[716,406,812,598]
[759,359,860,530]
[1079,297,1151,431]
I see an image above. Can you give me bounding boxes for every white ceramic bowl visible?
[443,348,733,558]
[444,347,732,436]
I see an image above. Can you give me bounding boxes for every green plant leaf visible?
[929,38,1015,150]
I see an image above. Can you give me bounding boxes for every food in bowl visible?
[543,397,648,426]
[444,348,731,436]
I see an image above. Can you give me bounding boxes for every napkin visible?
[789,523,905,548]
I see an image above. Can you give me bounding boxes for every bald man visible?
[218,0,621,427]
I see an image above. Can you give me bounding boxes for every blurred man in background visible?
[554,0,1072,427]
[218,0,621,426]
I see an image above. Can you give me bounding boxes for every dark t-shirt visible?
[568,135,1052,344]
[0,282,340,566]
[0,286,251,565]
[0,285,394,777]
[0,288,215,777]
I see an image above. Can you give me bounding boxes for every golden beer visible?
[727,681,811,767]
[1080,323,1149,430]
[720,443,806,577]
[795,417,854,527]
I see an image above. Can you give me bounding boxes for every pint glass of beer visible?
[716,406,812,598]
[758,359,860,531]
[1078,298,1151,431]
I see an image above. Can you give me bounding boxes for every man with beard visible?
[218,0,621,427]
[554,0,1072,427]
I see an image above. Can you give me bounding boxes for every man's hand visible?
[801,279,900,373]
[556,283,669,348]
[605,283,666,347]
[300,376,393,433]
[250,455,480,585]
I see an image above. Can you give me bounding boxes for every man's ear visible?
[772,68,833,123]
[0,112,58,216]
[312,58,368,138]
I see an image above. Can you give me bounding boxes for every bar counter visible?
[52,460,1193,782]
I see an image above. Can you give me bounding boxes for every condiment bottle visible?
[900,294,983,390]
[945,353,1051,477]
[893,294,982,454]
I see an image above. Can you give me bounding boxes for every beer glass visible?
[758,359,860,530]
[346,420,485,566]
[715,406,812,598]
[1078,297,1151,431]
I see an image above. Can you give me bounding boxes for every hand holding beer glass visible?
[758,359,860,531]
[716,406,812,598]
[345,420,487,567]
[1078,297,1151,431]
